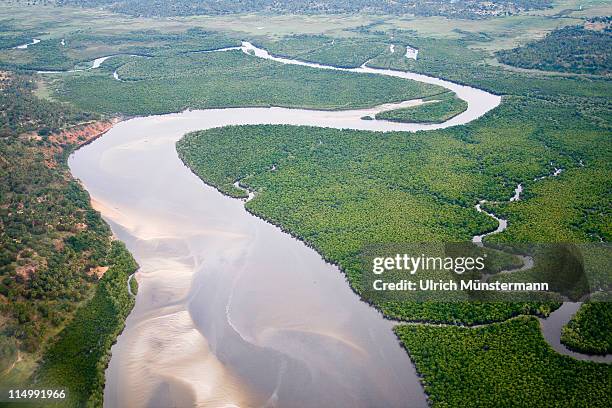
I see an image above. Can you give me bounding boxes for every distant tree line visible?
[56,0,552,19]
[497,19,612,75]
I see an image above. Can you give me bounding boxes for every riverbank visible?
[35,241,138,407]
[0,70,138,405]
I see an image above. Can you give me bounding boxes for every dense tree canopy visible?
[497,19,612,75]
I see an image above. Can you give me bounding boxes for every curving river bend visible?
[67,42,604,408]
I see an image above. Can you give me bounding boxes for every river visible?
[471,182,612,364]
[68,43,505,407]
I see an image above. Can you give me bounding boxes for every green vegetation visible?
[1,74,103,355]
[486,166,611,244]
[0,28,240,72]
[177,90,608,324]
[395,317,611,408]
[1,73,96,136]
[35,241,136,407]
[496,18,612,75]
[561,301,612,355]
[375,92,468,124]
[129,274,138,296]
[357,28,610,99]
[0,71,136,405]
[1,38,75,71]
[0,34,37,51]
[57,0,553,19]
[53,49,444,115]
[253,35,388,68]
